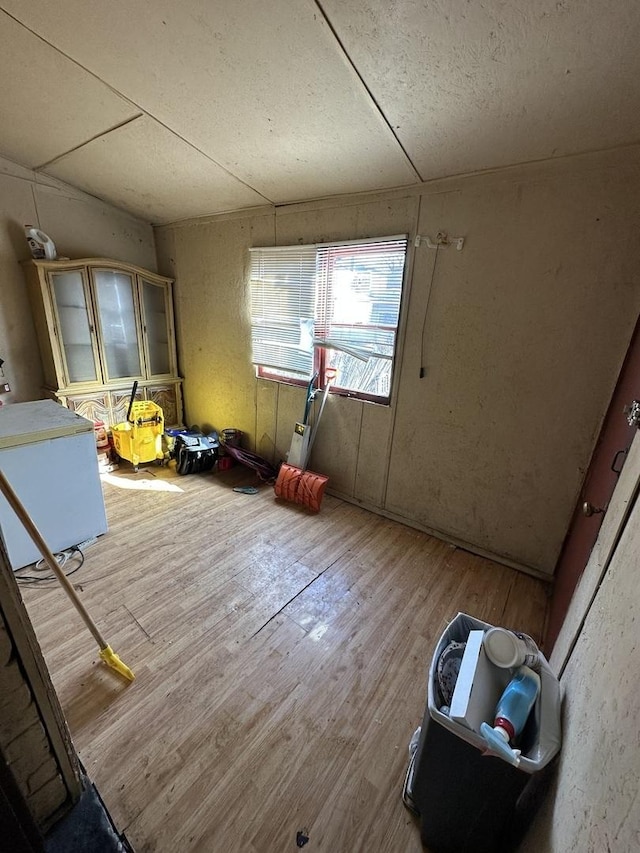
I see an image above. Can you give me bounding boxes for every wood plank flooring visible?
[18,464,549,852]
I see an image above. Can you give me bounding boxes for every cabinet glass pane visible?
[51,271,97,383]
[142,280,170,375]
[93,270,142,379]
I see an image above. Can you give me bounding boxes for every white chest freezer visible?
[0,400,108,570]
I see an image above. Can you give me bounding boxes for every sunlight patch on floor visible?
[100,472,184,493]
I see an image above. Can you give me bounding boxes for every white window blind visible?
[249,235,408,401]
[249,244,317,377]
[316,238,407,398]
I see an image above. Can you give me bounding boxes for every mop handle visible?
[126,380,138,423]
[0,469,108,650]
[304,370,336,465]
[303,371,319,425]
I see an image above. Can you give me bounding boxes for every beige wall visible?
[156,146,640,576]
[0,155,156,404]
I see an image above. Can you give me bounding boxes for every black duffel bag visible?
[174,432,219,475]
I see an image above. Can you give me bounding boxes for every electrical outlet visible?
[0,383,10,393]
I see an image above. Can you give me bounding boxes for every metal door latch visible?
[625,400,640,429]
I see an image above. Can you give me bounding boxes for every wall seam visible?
[29,183,40,229]
[380,192,422,508]
[352,401,365,497]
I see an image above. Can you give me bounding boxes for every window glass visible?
[51,271,98,383]
[249,236,408,403]
[93,270,142,379]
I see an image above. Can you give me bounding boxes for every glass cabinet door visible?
[141,279,172,377]
[93,269,143,380]
[50,270,99,384]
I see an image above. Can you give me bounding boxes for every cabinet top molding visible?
[22,258,173,285]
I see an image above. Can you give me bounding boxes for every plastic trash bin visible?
[404,612,561,853]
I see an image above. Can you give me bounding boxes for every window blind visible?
[249,244,317,376]
[316,238,406,351]
[316,238,407,397]
[249,235,408,399]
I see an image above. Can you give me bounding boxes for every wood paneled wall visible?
[156,146,640,576]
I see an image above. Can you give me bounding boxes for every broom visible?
[0,469,134,682]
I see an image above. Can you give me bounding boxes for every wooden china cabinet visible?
[23,258,183,428]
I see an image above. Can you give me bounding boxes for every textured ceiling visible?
[1,1,638,224]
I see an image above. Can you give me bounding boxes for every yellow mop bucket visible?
[112,383,164,470]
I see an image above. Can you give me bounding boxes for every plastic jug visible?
[483,627,540,669]
[480,665,540,767]
[24,225,57,260]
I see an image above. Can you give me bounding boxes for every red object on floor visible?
[274,463,328,512]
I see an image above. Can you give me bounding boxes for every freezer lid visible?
[0,400,94,449]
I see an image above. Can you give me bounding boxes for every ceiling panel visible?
[2,0,418,202]
[44,116,268,224]
[321,0,640,179]
[0,10,138,169]
[2,0,638,224]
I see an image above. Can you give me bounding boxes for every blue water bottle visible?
[480,665,540,766]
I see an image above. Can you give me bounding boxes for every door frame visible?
[550,428,640,674]
[545,315,640,652]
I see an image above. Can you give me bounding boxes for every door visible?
[545,316,640,652]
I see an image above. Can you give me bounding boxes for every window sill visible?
[257,372,390,406]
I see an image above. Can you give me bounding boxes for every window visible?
[249,235,408,403]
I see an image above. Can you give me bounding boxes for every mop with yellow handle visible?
[0,468,135,682]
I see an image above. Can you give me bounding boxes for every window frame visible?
[251,234,409,405]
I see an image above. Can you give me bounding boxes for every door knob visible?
[582,502,604,517]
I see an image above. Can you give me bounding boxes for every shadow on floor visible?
[45,778,133,853]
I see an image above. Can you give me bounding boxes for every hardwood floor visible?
[18,464,548,852]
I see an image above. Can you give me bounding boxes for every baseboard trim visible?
[325,488,553,583]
